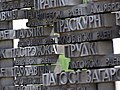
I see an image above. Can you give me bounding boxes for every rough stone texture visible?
[0,21,14,90]
[98,83,115,90]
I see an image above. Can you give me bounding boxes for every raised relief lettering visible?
[15,27,44,39]
[34,0,66,10]
[4,86,46,90]
[65,42,97,57]
[58,26,120,44]
[0,26,52,40]
[0,0,34,11]
[115,11,120,25]
[55,14,102,33]
[62,1,120,18]
[0,10,24,21]
[13,66,50,77]
[90,1,120,14]
[42,67,120,85]
[65,41,113,58]
[0,45,60,58]
[70,54,120,69]
[15,76,42,85]
[18,36,57,47]
[14,55,58,66]
[24,10,62,20]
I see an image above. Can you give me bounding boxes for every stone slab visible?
[42,68,120,86]
[0,45,64,58]
[0,0,34,11]
[18,35,58,47]
[65,41,113,58]
[34,0,82,10]
[61,0,120,18]
[58,26,120,44]
[98,83,115,90]
[54,13,116,33]
[14,55,59,66]
[69,54,120,69]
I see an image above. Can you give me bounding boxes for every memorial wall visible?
[0,0,120,90]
